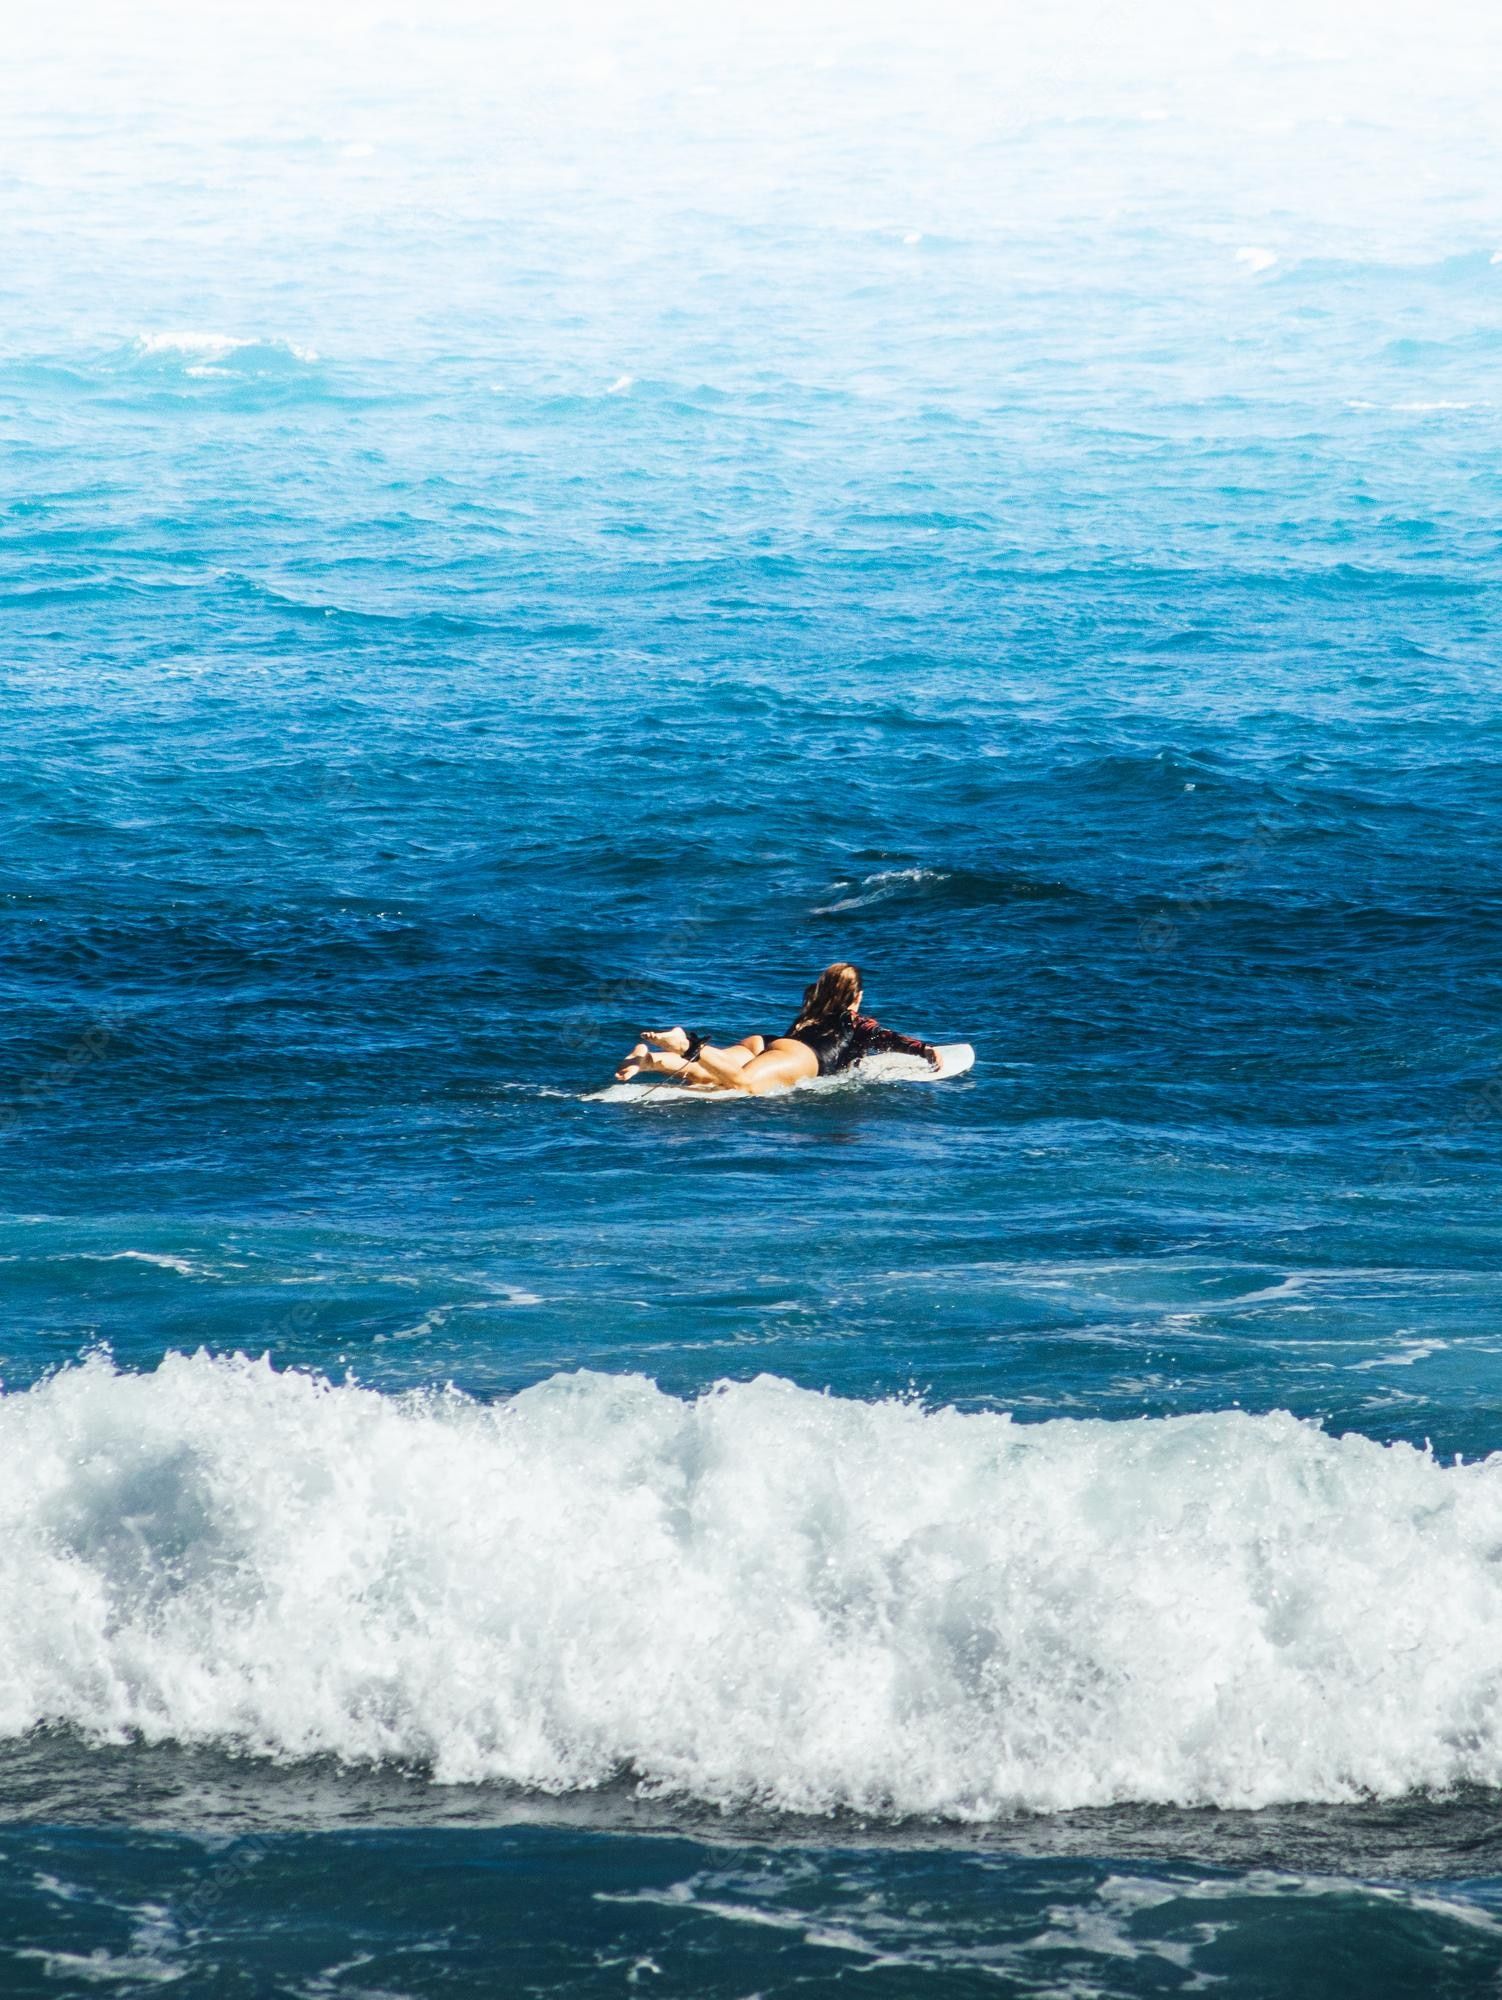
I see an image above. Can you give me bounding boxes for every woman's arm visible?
[851,1017,941,1067]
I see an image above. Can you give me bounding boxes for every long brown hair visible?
[794,961,863,1031]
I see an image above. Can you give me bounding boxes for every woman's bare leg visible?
[617,1025,692,1080]
[639,1040,757,1078]
[616,1032,765,1083]
[617,1039,813,1094]
[689,1038,818,1095]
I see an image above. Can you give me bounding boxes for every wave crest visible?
[128,332,320,379]
[812,866,1077,915]
[3,1354,1501,1818]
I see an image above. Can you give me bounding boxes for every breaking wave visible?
[811,866,1078,915]
[6,1355,1502,1818]
[125,332,322,381]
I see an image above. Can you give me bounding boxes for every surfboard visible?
[590,1043,975,1104]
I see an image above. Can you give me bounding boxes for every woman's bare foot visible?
[616,1041,691,1081]
[641,1026,690,1054]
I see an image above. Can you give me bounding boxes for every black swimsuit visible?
[784,1013,936,1077]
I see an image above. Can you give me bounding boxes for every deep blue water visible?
[4,5,1502,1992]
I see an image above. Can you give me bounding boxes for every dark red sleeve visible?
[850,1015,938,1065]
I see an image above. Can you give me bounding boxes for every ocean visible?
[4,1,1502,1991]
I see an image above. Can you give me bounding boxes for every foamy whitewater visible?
[6,1354,1502,1815]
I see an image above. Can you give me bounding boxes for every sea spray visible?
[4,1353,1501,1816]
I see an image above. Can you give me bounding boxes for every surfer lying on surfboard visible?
[615,962,940,1094]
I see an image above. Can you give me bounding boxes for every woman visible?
[615,962,940,1094]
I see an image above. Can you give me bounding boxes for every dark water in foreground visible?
[8,1744,1502,1998]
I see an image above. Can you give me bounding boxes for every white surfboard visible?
[589,1043,975,1105]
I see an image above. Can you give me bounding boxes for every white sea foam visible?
[1351,1337,1446,1371]
[82,1251,205,1278]
[812,867,945,914]
[14,1949,184,1987]
[132,332,319,376]
[1345,399,1488,414]
[1234,246,1278,273]
[5,1354,1502,1815]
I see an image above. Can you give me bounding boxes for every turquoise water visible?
[5,4,1502,1991]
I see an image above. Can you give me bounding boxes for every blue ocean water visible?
[4,3,1502,1991]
